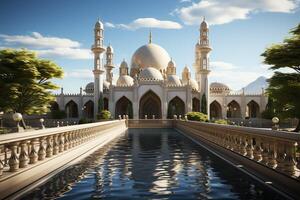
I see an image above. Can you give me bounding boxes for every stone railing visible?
[175,120,300,179]
[0,120,126,177]
[128,119,174,128]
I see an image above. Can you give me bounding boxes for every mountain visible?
[237,76,268,94]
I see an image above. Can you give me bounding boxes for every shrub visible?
[51,110,66,119]
[186,112,208,122]
[98,110,111,120]
[213,119,228,125]
[78,118,93,124]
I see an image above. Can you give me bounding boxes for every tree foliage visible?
[261,23,300,131]
[201,94,207,114]
[0,49,63,114]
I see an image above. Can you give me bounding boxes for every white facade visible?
[54,19,267,120]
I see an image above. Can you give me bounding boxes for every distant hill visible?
[237,76,268,94]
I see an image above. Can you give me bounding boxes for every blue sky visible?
[0,0,299,93]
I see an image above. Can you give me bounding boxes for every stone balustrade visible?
[175,120,300,179]
[0,120,126,178]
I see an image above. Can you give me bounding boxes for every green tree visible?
[0,49,63,115]
[261,24,300,132]
[98,93,104,113]
[201,94,207,114]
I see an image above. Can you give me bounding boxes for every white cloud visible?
[180,0,192,3]
[65,69,93,79]
[0,32,91,59]
[210,61,237,70]
[36,48,92,59]
[105,18,182,30]
[104,22,115,28]
[0,32,80,48]
[175,0,298,25]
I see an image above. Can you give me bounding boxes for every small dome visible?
[106,45,113,53]
[85,82,94,94]
[117,75,134,86]
[190,79,199,90]
[183,65,190,72]
[120,60,128,68]
[167,75,181,86]
[168,59,175,68]
[95,20,104,29]
[201,19,208,29]
[210,82,230,94]
[139,67,163,81]
[103,80,110,89]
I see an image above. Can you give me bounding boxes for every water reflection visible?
[22,129,286,200]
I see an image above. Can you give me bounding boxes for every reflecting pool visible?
[22,128,287,199]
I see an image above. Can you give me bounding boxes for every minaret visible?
[194,17,211,114]
[92,19,105,118]
[182,65,191,85]
[105,44,114,83]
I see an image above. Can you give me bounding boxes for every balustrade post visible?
[276,141,286,172]
[281,141,297,177]
[29,138,38,164]
[268,141,277,169]
[8,142,19,172]
[38,137,46,161]
[261,139,269,166]
[241,136,248,156]
[253,137,263,162]
[53,134,59,155]
[59,134,64,153]
[46,136,53,158]
[0,159,3,176]
[246,137,254,159]
[64,133,69,151]
[19,140,29,168]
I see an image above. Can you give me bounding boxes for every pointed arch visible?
[65,100,78,118]
[83,100,94,119]
[103,97,109,110]
[192,97,200,112]
[227,100,241,118]
[210,100,222,119]
[167,96,185,119]
[139,90,161,119]
[247,100,260,118]
[115,96,133,119]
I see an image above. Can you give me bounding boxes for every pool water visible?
[22,128,287,200]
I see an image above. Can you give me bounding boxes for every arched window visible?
[83,100,94,119]
[210,101,222,119]
[139,91,161,119]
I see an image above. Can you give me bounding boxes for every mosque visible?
[53,19,267,120]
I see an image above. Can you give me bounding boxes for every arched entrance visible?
[103,97,109,110]
[115,96,133,119]
[192,98,200,112]
[227,100,241,118]
[139,91,162,119]
[210,100,222,119]
[65,100,78,118]
[167,96,185,119]
[83,100,94,119]
[247,100,260,118]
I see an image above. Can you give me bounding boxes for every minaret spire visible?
[149,30,152,44]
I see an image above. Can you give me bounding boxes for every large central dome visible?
[131,43,171,73]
